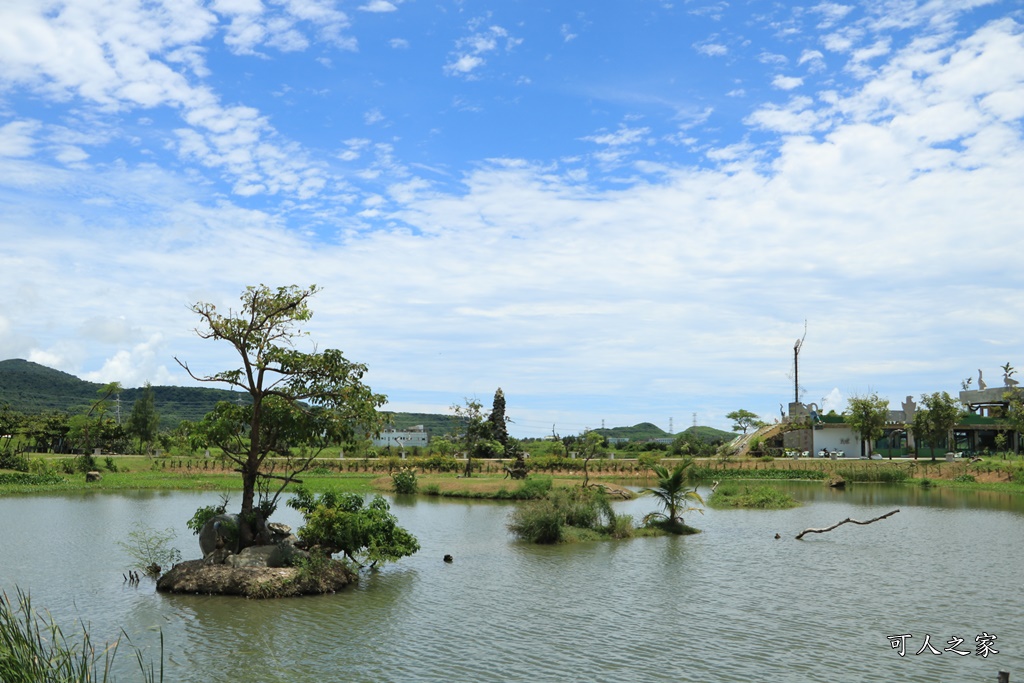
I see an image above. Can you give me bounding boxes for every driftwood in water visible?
[795,509,900,540]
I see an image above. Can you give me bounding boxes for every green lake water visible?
[0,483,1021,682]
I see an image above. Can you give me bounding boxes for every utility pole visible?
[794,321,807,404]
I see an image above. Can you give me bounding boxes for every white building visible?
[373,425,429,449]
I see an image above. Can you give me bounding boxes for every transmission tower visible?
[669,417,673,434]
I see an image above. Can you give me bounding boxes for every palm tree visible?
[642,458,704,531]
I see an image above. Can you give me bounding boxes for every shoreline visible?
[2,453,1023,498]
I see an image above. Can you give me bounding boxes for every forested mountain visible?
[385,411,459,437]
[0,359,733,441]
[0,359,248,430]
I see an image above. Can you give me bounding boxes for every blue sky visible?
[2,0,1023,438]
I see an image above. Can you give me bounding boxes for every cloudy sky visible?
[1,0,1022,438]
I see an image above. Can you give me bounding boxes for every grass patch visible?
[709,482,801,509]
[0,455,377,496]
[690,466,828,481]
[643,519,701,535]
[507,486,638,544]
[408,474,634,501]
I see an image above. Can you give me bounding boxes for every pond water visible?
[1,483,1021,683]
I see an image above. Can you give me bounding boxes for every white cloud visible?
[773,75,805,90]
[444,54,484,76]
[759,52,788,65]
[583,125,651,146]
[0,1,338,201]
[798,49,826,71]
[360,1,398,12]
[810,2,854,29]
[444,23,520,78]
[1,6,1023,436]
[694,42,728,57]
[81,334,175,387]
[0,120,40,157]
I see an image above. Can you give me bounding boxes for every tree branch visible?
[795,509,900,540]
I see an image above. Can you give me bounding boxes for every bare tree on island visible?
[176,284,387,549]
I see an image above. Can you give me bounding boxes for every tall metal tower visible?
[794,321,807,404]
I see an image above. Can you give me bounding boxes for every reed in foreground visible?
[0,588,162,683]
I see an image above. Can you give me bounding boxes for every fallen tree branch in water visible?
[795,509,900,540]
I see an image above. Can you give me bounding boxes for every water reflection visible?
[0,486,1021,682]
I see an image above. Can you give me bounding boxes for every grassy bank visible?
[4,452,1024,498]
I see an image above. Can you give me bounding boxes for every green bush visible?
[409,454,461,472]
[288,487,419,568]
[507,486,619,544]
[952,474,976,483]
[507,497,565,543]
[689,466,828,481]
[0,472,65,486]
[513,475,552,499]
[607,513,636,539]
[391,468,418,494]
[637,453,662,472]
[186,495,230,535]
[835,467,909,483]
[117,524,182,576]
[103,456,118,472]
[0,452,30,472]
[27,458,56,476]
[74,454,98,473]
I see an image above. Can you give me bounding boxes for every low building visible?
[782,386,1016,458]
[373,425,429,449]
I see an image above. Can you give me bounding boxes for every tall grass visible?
[833,467,909,483]
[709,483,801,509]
[0,588,162,683]
[507,487,627,544]
[690,466,828,481]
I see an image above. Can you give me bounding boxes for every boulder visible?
[156,558,356,598]
[203,548,233,565]
[226,544,309,569]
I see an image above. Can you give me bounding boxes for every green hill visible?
[593,422,734,443]
[0,359,459,435]
[0,359,735,442]
[595,422,670,440]
[0,359,249,430]
[384,411,459,437]
[682,425,735,444]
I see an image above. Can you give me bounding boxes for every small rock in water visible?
[443,554,453,563]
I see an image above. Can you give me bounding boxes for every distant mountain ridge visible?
[0,359,733,441]
[0,358,250,430]
[594,421,733,443]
